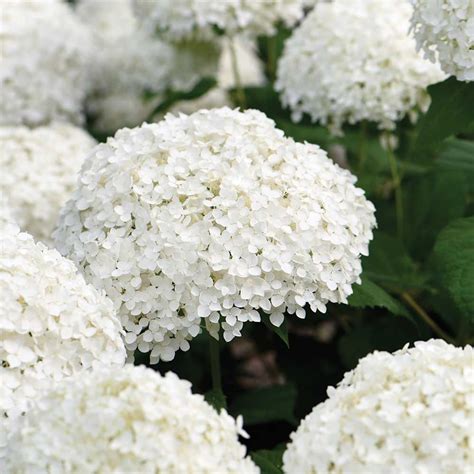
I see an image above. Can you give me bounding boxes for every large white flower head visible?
[133,0,307,40]
[0,223,126,453]
[0,0,92,126]
[4,365,258,473]
[283,339,474,474]
[54,108,376,363]
[276,0,446,134]
[410,0,474,81]
[0,123,96,244]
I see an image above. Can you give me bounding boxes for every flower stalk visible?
[229,38,246,109]
[386,140,404,239]
[208,332,222,392]
[401,292,455,344]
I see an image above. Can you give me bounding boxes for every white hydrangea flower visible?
[0,123,96,245]
[75,0,175,133]
[55,108,376,363]
[276,0,446,134]
[0,0,92,126]
[76,0,220,133]
[4,365,258,473]
[0,223,126,456]
[283,339,474,474]
[133,0,307,40]
[410,0,474,81]
[88,93,162,135]
[0,199,15,226]
[76,0,139,40]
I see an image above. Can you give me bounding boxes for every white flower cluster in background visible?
[133,0,308,40]
[276,0,446,134]
[283,339,474,474]
[75,0,174,133]
[4,366,258,473]
[0,200,15,226]
[0,123,96,244]
[0,222,125,454]
[410,0,474,81]
[76,0,220,133]
[0,0,92,126]
[54,108,376,363]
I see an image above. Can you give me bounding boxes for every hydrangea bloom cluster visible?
[133,0,307,40]
[76,0,220,133]
[4,365,258,473]
[0,123,96,244]
[276,0,446,134]
[54,108,376,362]
[283,340,473,473]
[410,0,474,81]
[0,222,125,452]
[0,0,92,126]
[0,200,15,226]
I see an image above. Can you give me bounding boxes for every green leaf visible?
[229,384,297,426]
[204,388,227,412]
[348,277,411,317]
[403,167,468,259]
[275,118,331,146]
[147,77,217,120]
[431,217,474,322]
[250,446,285,474]
[236,85,288,118]
[363,232,427,291]
[260,311,289,347]
[338,317,422,369]
[437,139,474,192]
[412,78,474,159]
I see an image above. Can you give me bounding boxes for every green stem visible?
[229,38,246,109]
[401,293,455,344]
[208,333,222,392]
[267,36,277,82]
[386,140,403,239]
[358,121,368,172]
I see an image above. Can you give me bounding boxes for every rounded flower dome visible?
[0,0,92,126]
[0,222,125,451]
[133,0,307,40]
[276,0,446,134]
[4,365,258,473]
[410,0,474,82]
[54,108,376,363]
[0,123,96,244]
[283,339,473,473]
